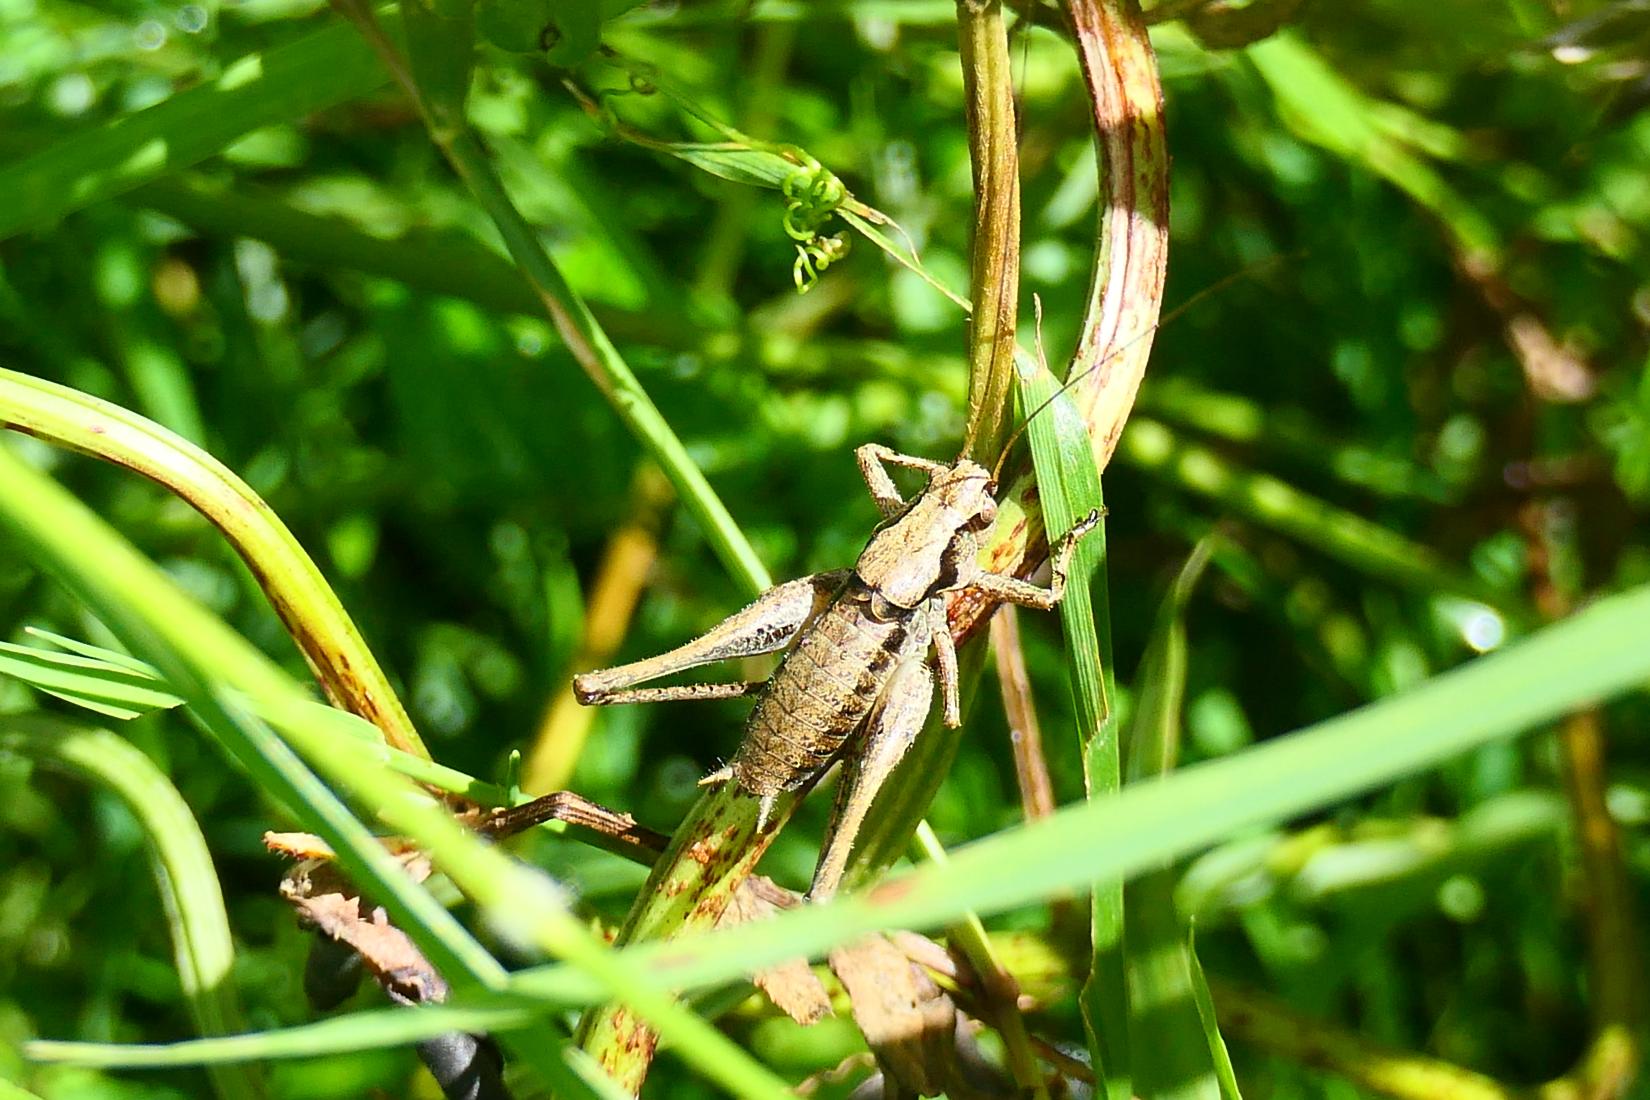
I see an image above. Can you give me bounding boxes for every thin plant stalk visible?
[958,0,1022,466]
[991,606,1058,823]
[913,821,1050,1100]
[337,0,770,597]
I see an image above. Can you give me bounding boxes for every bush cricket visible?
[573,443,1100,901]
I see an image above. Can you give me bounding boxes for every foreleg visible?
[965,508,1102,611]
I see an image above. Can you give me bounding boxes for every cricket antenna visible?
[989,252,1298,484]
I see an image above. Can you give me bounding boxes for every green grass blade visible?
[1015,348,1128,1098]
[1137,379,1452,503]
[28,1001,542,1068]
[838,208,971,311]
[4,628,513,804]
[364,0,771,599]
[911,822,1048,1098]
[505,578,1650,997]
[37,547,1650,1052]
[0,17,393,242]
[1117,416,1510,611]
[0,446,512,991]
[1247,33,1499,260]
[2,718,266,1100]
[27,992,625,1100]
[1186,930,1243,1100]
[26,626,162,674]
[0,638,183,718]
[1123,543,1225,1100]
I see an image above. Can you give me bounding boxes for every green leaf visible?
[28,998,543,1068]
[1123,542,1226,1100]
[0,637,182,719]
[1187,929,1243,1100]
[1116,417,1511,612]
[1015,346,1128,1100]
[26,626,160,674]
[2,718,265,1100]
[0,366,432,757]
[1247,34,1499,260]
[502,576,1650,1004]
[0,442,792,1100]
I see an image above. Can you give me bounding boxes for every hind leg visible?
[808,659,935,902]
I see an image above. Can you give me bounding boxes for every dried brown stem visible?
[1520,497,1644,1098]
[1555,709,1642,1099]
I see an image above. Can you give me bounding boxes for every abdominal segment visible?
[730,590,921,798]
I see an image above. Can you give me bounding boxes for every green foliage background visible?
[2,0,1650,1097]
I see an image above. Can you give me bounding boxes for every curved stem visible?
[0,368,429,759]
[946,0,1168,644]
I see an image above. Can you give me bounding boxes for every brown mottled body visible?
[733,585,938,811]
[574,443,1099,899]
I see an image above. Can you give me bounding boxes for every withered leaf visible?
[718,875,833,1026]
[280,860,446,1005]
[264,830,435,884]
[828,934,958,1098]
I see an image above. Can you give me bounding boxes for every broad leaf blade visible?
[1123,543,1229,1100]
[1015,347,1128,1099]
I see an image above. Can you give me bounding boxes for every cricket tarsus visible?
[574,443,1102,901]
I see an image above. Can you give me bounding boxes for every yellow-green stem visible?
[957,0,1022,467]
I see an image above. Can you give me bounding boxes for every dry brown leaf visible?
[279,858,446,1005]
[829,934,959,1098]
[263,829,435,884]
[270,835,444,1006]
[718,876,833,1026]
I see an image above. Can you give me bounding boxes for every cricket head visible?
[854,458,997,613]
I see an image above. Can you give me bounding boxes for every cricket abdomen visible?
[730,586,923,798]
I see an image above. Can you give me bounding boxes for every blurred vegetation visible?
[2,0,1650,1098]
